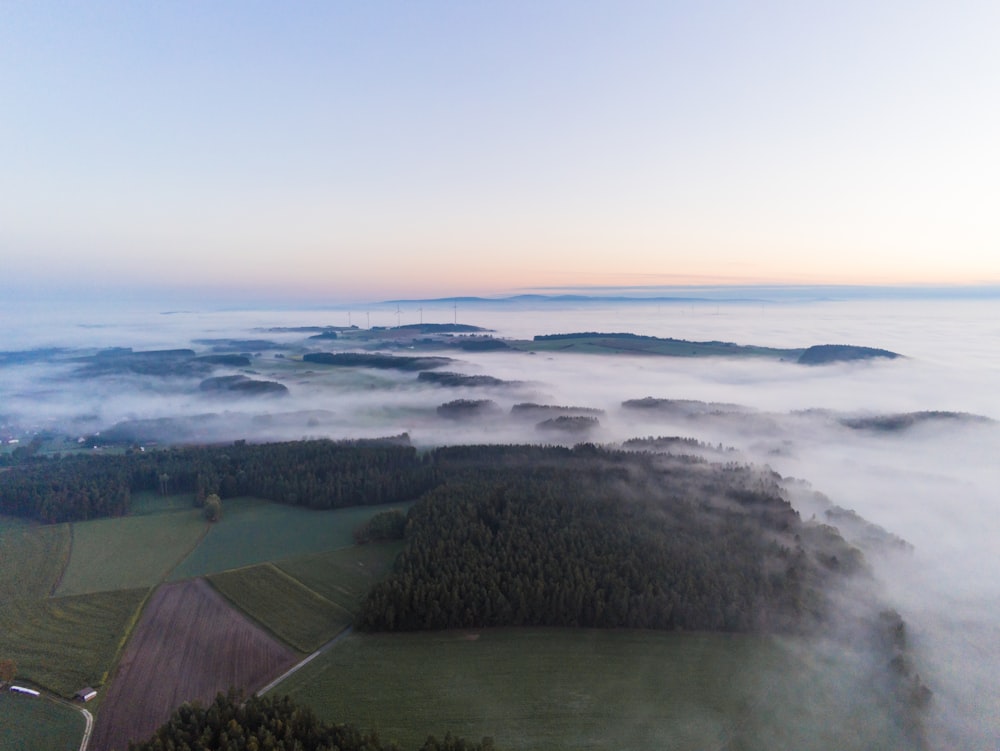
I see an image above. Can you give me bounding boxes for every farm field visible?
[209,563,352,653]
[0,588,147,696]
[0,691,84,751]
[275,541,403,613]
[90,578,297,751]
[169,498,413,580]
[0,521,70,600]
[57,508,207,595]
[129,489,199,515]
[281,628,909,751]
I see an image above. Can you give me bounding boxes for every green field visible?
[0,692,84,751]
[0,521,70,600]
[208,563,353,653]
[0,520,147,696]
[275,542,403,613]
[0,588,147,696]
[169,499,412,580]
[280,629,908,751]
[57,509,207,596]
[129,490,199,515]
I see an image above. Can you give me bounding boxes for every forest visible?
[1,439,860,635]
[0,438,432,522]
[356,445,851,634]
[129,692,494,751]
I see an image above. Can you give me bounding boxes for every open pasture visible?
[0,691,84,751]
[281,628,908,751]
[90,578,296,751]
[209,563,352,653]
[0,588,146,697]
[57,509,207,595]
[169,498,412,580]
[275,541,403,613]
[129,489,199,515]
[0,521,70,600]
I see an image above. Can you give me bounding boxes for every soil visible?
[89,578,296,751]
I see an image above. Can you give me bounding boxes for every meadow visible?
[208,563,352,653]
[0,587,147,696]
[169,498,413,580]
[0,692,84,751]
[275,541,403,612]
[57,507,207,595]
[0,520,70,600]
[280,628,909,751]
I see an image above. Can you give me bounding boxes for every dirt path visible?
[257,626,354,696]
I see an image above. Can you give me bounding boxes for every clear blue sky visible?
[2,1,998,303]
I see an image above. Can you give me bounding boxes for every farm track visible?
[89,579,296,751]
[49,523,74,596]
[257,626,354,697]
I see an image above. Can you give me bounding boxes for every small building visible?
[10,685,40,697]
[75,687,98,702]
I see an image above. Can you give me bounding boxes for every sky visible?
[2,1,999,304]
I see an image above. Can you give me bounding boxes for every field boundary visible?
[49,523,74,596]
[257,626,353,697]
[100,587,154,686]
[267,563,356,619]
[161,518,212,582]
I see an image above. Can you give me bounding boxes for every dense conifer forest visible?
[129,692,494,751]
[1,438,859,634]
[357,445,849,633]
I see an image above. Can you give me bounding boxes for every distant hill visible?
[797,344,901,365]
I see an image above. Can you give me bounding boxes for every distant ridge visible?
[381,284,1000,306]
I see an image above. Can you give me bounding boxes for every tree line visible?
[129,691,495,751]
[0,438,433,523]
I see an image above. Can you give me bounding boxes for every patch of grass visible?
[0,521,70,601]
[208,564,351,653]
[275,542,403,614]
[0,588,147,697]
[0,692,84,751]
[57,510,207,596]
[169,499,413,580]
[129,490,198,516]
[281,629,908,751]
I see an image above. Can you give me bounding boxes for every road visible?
[256,626,354,697]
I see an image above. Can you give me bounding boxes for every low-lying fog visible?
[3,296,998,747]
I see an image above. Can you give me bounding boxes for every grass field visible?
[129,490,199,515]
[57,509,207,596]
[0,521,70,600]
[275,542,403,613]
[169,498,412,580]
[280,629,908,751]
[0,691,84,751]
[208,563,353,653]
[0,588,147,696]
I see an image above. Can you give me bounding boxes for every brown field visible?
[90,579,297,751]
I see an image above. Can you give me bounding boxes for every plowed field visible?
[90,579,297,751]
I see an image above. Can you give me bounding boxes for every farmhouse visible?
[75,686,98,702]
